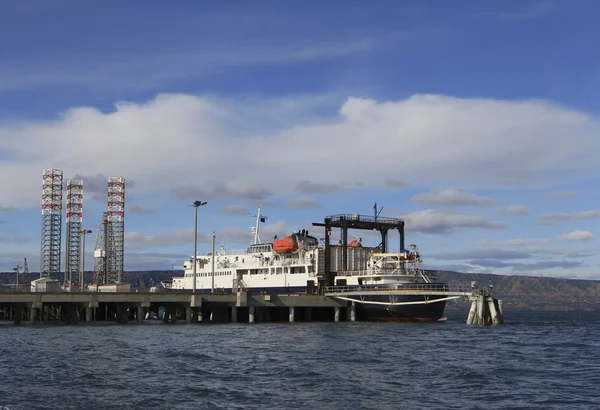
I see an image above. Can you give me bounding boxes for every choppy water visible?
[0,310,599,410]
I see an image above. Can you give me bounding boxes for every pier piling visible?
[466,282,504,326]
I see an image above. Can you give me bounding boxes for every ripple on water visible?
[0,311,599,409]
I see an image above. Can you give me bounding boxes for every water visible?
[0,310,599,410]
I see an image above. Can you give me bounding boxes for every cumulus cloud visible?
[404,209,506,234]
[1,93,600,208]
[411,189,497,206]
[557,230,594,241]
[129,204,158,215]
[504,204,529,215]
[286,197,323,209]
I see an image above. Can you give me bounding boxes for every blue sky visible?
[1,0,600,279]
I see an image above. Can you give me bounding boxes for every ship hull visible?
[347,294,447,322]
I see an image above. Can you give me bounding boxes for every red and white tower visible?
[106,176,125,284]
[40,169,63,279]
[65,180,83,289]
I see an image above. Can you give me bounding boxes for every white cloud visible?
[504,204,529,215]
[557,230,594,241]
[404,209,506,234]
[411,189,497,206]
[1,93,600,208]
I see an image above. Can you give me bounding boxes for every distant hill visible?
[431,270,600,311]
[1,269,599,311]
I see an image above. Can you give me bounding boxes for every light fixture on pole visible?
[80,229,92,291]
[192,201,207,293]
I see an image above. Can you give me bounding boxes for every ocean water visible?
[0,310,599,410]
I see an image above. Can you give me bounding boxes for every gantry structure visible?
[65,180,83,289]
[93,176,125,285]
[312,209,405,286]
[40,169,63,279]
[93,212,108,285]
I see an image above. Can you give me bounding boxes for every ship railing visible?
[324,283,474,294]
[337,269,419,277]
[326,214,403,224]
[209,257,315,270]
[213,249,248,256]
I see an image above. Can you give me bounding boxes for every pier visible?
[0,291,349,325]
[0,282,503,325]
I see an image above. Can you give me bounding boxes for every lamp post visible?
[13,265,21,292]
[80,229,92,291]
[192,201,207,293]
[211,231,215,293]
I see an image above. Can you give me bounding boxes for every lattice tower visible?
[40,169,63,279]
[65,180,83,289]
[93,212,108,285]
[106,177,125,284]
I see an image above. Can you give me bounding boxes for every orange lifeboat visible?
[348,240,362,247]
[273,236,298,253]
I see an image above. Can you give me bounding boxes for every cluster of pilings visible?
[466,282,504,325]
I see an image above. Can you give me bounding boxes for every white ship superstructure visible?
[165,207,322,293]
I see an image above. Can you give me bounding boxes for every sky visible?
[1,0,600,279]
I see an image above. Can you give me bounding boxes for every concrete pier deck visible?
[0,291,348,325]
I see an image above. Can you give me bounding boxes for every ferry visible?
[163,206,450,321]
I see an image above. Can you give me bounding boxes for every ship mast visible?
[249,205,268,244]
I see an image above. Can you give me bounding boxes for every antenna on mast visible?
[248,205,268,244]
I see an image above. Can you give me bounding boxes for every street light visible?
[80,229,92,291]
[192,201,207,293]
